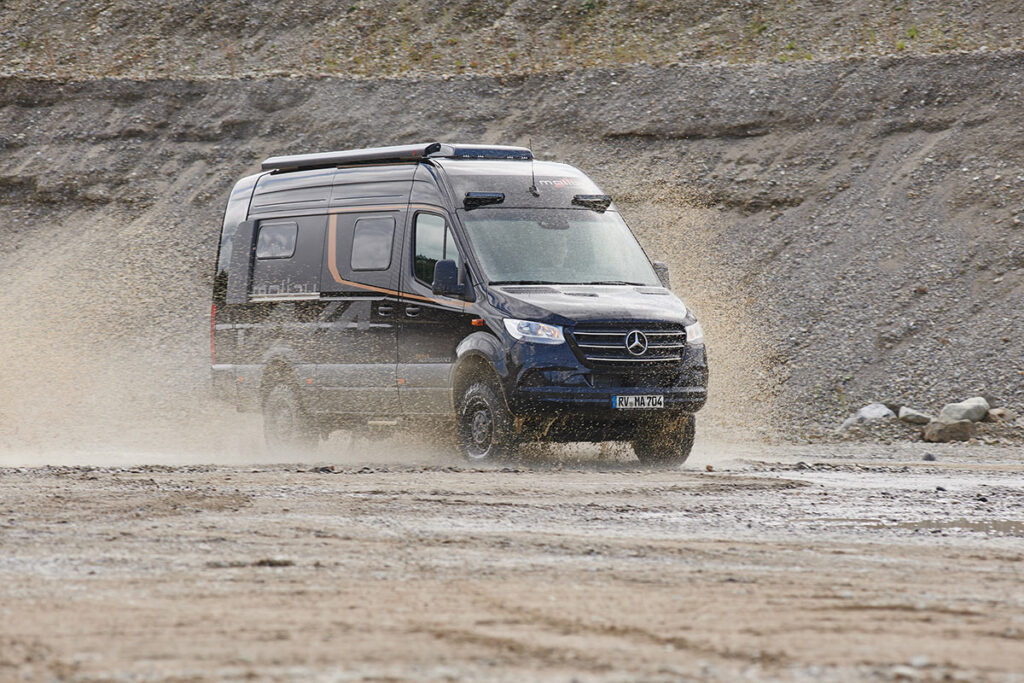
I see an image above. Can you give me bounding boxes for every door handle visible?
[405,306,421,318]
[377,305,393,316]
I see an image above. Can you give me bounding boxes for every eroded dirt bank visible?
[1,445,1022,681]
[2,53,1024,455]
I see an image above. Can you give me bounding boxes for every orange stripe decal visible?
[325,208,466,309]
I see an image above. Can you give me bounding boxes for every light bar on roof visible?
[430,144,533,160]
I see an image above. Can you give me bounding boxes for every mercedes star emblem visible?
[625,330,648,356]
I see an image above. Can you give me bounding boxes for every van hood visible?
[484,284,690,325]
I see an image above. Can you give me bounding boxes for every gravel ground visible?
[1,443,1022,682]
[2,6,1023,681]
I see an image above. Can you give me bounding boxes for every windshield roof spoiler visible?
[263,142,533,172]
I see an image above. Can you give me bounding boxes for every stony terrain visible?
[1,444,1023,682]
[3,0,1023,80]
[3,53,1024,451]
[2,4,1024,682]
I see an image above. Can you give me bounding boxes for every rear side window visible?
[414,213,460,285]
[255,221,298,259]
[351,216,396,271]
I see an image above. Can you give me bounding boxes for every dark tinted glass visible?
[255,221,298,259]
[351,216,395,271]
[414,213,461,284]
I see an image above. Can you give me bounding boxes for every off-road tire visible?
[456,380,515,462]
[632,414,696,466]
[263,383,318,456]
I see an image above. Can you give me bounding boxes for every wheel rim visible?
[463,397,494,459]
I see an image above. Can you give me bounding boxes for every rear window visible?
[351,216,396,271]
[255,221,298,259]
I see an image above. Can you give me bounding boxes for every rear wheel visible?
[632,414,696,466]
[263,383,318,456]
[456,381,515,462]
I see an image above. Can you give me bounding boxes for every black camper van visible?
[211,143,708,463]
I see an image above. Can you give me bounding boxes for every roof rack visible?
[261,142,533,172]
[261,143,442,172]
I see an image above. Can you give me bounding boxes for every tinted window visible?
[414,213,460,284]
[351,216,395,271]
[255,221,298,259]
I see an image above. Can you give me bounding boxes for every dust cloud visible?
[0,170,771,467]
[0,201,255,464]
[622,198,778,442]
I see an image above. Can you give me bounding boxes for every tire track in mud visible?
[453,586,790,668]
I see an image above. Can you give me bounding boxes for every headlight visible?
[503,318,565,345]
[685,321,704,345]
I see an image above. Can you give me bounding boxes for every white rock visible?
[938,396,990,423]
[898,407,932,425]
[839,402,895,430]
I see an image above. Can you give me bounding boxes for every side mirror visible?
[652,261,671,289]
[432,259,462,296]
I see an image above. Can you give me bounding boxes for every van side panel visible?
[396,165,477,414]
[319,164,416,295]
[250,216,326,299]
[249,168,334,217]
[314,207,406,415]
[329,164,417,209]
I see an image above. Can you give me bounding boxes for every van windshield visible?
[459,209,660,286]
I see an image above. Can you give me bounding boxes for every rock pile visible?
[838,396,1020,443]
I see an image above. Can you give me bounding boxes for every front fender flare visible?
[450,332,512,408]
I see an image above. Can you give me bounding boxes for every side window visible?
[413,213,461,285]
[351,216,395,271]
[255,221,298,259]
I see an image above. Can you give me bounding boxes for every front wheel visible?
[456,381,515,462]
[263,383,319,456]
[632,414,696,466]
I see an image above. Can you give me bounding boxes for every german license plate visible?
[613,395,664,409]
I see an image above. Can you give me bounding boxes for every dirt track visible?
[2,443,1022,682]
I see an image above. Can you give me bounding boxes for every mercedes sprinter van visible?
[211,142,708,463]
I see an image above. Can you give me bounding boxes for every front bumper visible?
[505,342,708,417]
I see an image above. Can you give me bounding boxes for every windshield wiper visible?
[489,280,564,285]
[578,280,647,286]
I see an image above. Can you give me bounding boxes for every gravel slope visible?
[1,14,1023,448]
[2,0,1022,80]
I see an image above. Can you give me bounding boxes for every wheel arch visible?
[450,331,510,411]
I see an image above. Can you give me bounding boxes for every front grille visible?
[568,322,686,365]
